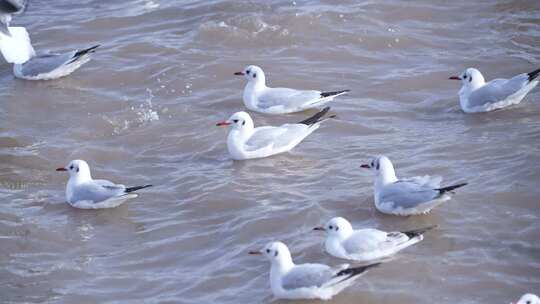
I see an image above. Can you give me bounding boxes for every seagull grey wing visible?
[246,124,309,151]
[18,51,76,77]
[281,264,334,290]
[401,175,442,188]
[258,88,321,109]
[468,74,529,107]
[94,179,126,189]
[71,182,124,204]
[244,126,287,151]
[343,229,388,253]
[379,181,439,209]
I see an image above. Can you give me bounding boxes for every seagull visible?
[361,155,467,216]
[449,67,540,113]
[313,217,436,262]
[512,294,540,304]
[234,65,349,114]
[249,241,380,300]
[0,0,28,37]
[56,159,152,209]
[0,25,99,80]
[12,44,99,80]
[216,106,334,160]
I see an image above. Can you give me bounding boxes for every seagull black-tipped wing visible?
[527,68,540,82]
[298,106,331,125]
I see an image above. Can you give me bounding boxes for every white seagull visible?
[234,65,349,114]
[449,67,540,113]
[0,0,27,37]
[512,294,540,304]
[249,241,380,300]
[0,26,99,80]
[56,160,152,209]
[216,106,334,160]
[314,217,436,262]
[361,155,467,216]
[13,44,99,80]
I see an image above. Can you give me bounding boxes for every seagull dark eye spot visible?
[69,165,74,170]
[336,226,339,231]
[233,119,238,123]
[266,249,270,254]
[242,121,245,126]
[469,76,472,82]
[376,162,380,170]
[329,225,333,230]
[253,73,256,78]
[246,70,250,75]
[274,250,278,257]
[76,167,79,173]
[463,75,467,79]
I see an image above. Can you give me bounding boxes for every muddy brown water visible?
[0,1,539,303]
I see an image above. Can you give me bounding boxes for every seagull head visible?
[249,241,293,266]
[216,111,254,130]
[512,294,540,304]
[449,68,485,89]
[56,159,92,180]
[314,217,353,240]
[234,65,266,85]
[361,155,397,182]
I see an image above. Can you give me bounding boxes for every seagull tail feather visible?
[330,263,381,286]
[125,184,153,193]
[67,45,100,64]
[298,106,333,126]
[527,68,540,82]
[320,89,350,98]
[401,225,438,239]
[435,182,467,195]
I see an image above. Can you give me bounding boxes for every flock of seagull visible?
[1,1,539,302]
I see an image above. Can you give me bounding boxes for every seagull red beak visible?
[360,164,370,169]
[56,167,67,171]
[216,121,231,127]
[449,76,460,80]
[313,226,326,231]
[248,250,262,255]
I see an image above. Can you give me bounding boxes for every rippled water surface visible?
[1,0,539,303]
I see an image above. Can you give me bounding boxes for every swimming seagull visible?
[512,294,540,304]
[249,241,380,300]
[361,155,467,216]
[56,160,152,209]
[0,0,28,37]
[234,65,349,114]
[449,67,540,113]
[0,25,99,80]
[314,217,436,262]
[13,44,100,80]
[216,106,334,160]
